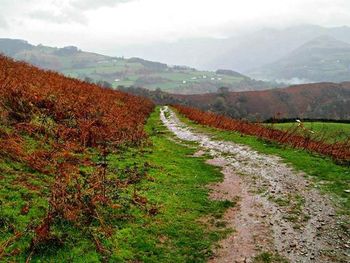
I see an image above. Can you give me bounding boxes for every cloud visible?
[0,17,8,29]
[69,0,136,10]
[27,0,135,25]
[29,8,88,24]
[2,0,350,55]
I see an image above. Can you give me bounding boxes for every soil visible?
[160,106,350,263]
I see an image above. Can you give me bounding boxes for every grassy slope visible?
[1,39,269,94]
[269,122,350,143]
[250,36,350,82]
[0,109,231,262]
[63,61,247,94]
[11,45,249,94]
[174,109,350,214]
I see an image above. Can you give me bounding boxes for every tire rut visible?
[160,106,349,263]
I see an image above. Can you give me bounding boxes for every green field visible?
[2,39,274,94]
[268,122,350,143]
[63,61,249,94]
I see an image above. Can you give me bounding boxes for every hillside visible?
[250,36,350,83]
[170,82,350,120]
[0,55,235,261]
[0,38,276,94]
[0,54,349,262]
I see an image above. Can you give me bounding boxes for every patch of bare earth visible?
[160,106,350,263]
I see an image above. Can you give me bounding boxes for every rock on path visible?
[160,106,349,263]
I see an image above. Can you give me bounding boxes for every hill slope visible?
[0,55,235,261]
[250,36,350,83]
[0,54,349,262]
[169,82,350,120]
[0,38,276,94]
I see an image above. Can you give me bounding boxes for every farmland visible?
[62,61,247,93]
[0,38,277,94]
[270,122,350,143]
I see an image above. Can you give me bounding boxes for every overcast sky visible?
[1,0,350,55]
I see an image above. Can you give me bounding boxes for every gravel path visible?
[160,106,349,263]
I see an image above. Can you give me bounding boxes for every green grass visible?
[174,109,350,214]
[97,109,233,262]
[269,122,350,143]
[253,252,288,263]
[62,62,245,94]
[0,108,232,262]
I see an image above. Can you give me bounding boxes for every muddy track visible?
[160,106,349,263]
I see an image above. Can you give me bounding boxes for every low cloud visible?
[2,0,350,54]
[29,9,87,24]
[70,0,136,10]
[0,17,8,29]
[27,0,135,25]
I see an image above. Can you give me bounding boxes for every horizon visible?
[1,0,350,57]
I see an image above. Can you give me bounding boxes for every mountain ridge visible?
[112,25,350,73]
[249,35,350,83]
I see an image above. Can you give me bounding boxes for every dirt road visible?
[160,106,349,263]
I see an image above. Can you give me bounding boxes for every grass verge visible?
[173,108,350,214]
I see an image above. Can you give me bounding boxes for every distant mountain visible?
[0,38,277,94]
[113,25,350,73]
[249,36,350,83]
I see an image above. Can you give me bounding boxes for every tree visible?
[218,86,229,97]
[212,96,227,113]
[84,77,94,83]
[96,80,112,89]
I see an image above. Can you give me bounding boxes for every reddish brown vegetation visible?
[0,55,154,257]
[174,83,350,120]
[173,105,350,163]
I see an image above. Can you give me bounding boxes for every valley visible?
[0,39,275,94]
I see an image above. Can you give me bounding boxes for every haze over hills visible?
[114,25,350,82]
[3,25,350,90]
[249,36,350,83]
[0,38,276,94]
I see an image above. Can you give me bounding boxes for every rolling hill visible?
[249,36,350,83]
[180,82,350,120]
[125,82,350,121]
[0,38,276,94]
